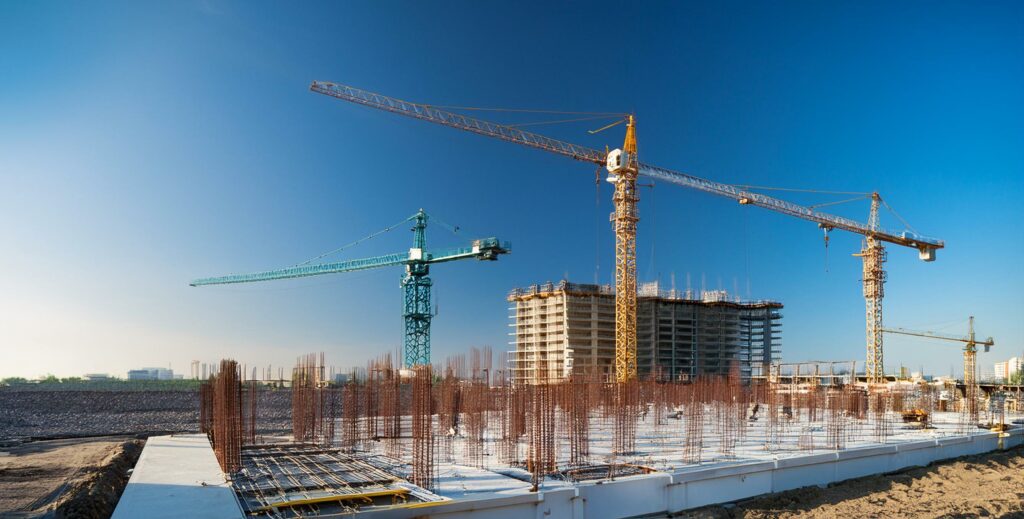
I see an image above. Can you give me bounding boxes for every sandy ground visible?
[0,437,142,518]
[682,443,1024,519]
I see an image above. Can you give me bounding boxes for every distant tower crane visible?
[883,316,994,391]
[309,81,943,383]
[191,209,510,367]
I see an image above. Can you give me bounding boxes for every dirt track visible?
[0,437,142,518]
[683,444,1024,519]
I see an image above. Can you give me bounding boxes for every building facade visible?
[127,367,178,381]
[994,357,1022,382]
[508,280,782,384]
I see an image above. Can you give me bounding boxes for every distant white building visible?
[980,366,997,383]
[83,373,113,381]
[994,357,1023,382]
[127,367,177,381]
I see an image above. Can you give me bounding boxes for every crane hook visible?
[820,225,832,273]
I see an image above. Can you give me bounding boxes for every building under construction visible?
[508,280,783,384]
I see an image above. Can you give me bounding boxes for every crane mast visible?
[403,210,432,366]
[310,80,944,383]
[609,116,639,381]
[854,194,887,383]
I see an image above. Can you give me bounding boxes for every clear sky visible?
[1,1,1022,379]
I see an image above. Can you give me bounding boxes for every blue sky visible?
[1,1,1022,378]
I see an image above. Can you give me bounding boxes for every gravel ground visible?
[0,389,292,441]
[681,443,1024,519]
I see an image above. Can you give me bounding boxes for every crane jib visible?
[189,252,409,286]
[310,80,943,254]
[637,164,944,250]
[310,81,606,165]
[190,239,511,287]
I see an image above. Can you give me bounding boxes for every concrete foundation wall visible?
[365,428,1022,519]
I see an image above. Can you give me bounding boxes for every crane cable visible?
[291,214,416,267]
[881,199,919,235]
[732,185,871,196]
[738,185,924,234]
[431,105,626,131]
[807,194,872,210]
[506,114,624,128]
[428,214,464,237]
[430,105,624,117]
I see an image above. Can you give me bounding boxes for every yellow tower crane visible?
[883,316,994,393]
[309,81,943,383]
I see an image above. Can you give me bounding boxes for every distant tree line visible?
[0,376,203,391]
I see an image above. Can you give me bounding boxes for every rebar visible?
[292,352,330,445]
[211,359,242,472]
[411,365,435,490]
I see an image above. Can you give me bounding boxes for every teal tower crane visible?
[191,209,510,367]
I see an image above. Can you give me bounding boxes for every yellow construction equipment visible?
[883,316,994,414]
[883,317,993,390]
[900,408,929,425]
[309,81,944,383]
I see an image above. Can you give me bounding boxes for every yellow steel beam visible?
[256,488,410,512]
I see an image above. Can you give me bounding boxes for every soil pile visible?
[684,444,1024,518]
[0,437,142,518]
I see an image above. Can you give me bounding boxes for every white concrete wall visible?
[364,428,1023,519]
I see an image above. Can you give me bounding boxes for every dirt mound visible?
[47,440,143,518]
[682,444,1024,519]
[0,438,142,518]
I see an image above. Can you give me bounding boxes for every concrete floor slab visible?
[112,434,242,519]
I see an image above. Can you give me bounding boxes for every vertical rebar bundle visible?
[365,363,379,441]
[565,375,591,467]
[411,365,435,491]
[766,379,782,452]
[500,377,525,465]
[825,388,848,450]
[199,380,213,434]
[242,379,258,445]
[613,379,639,455]
[871,391,892,444]
[376,354,403,458]
[682,383,704,464]
[292,353,330,445]
[342,382,361,451]
[211,359,242,473]
[966,381,980,426]
[463,347,491,468]
[527,382,555,491]
[438,359,462,463]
